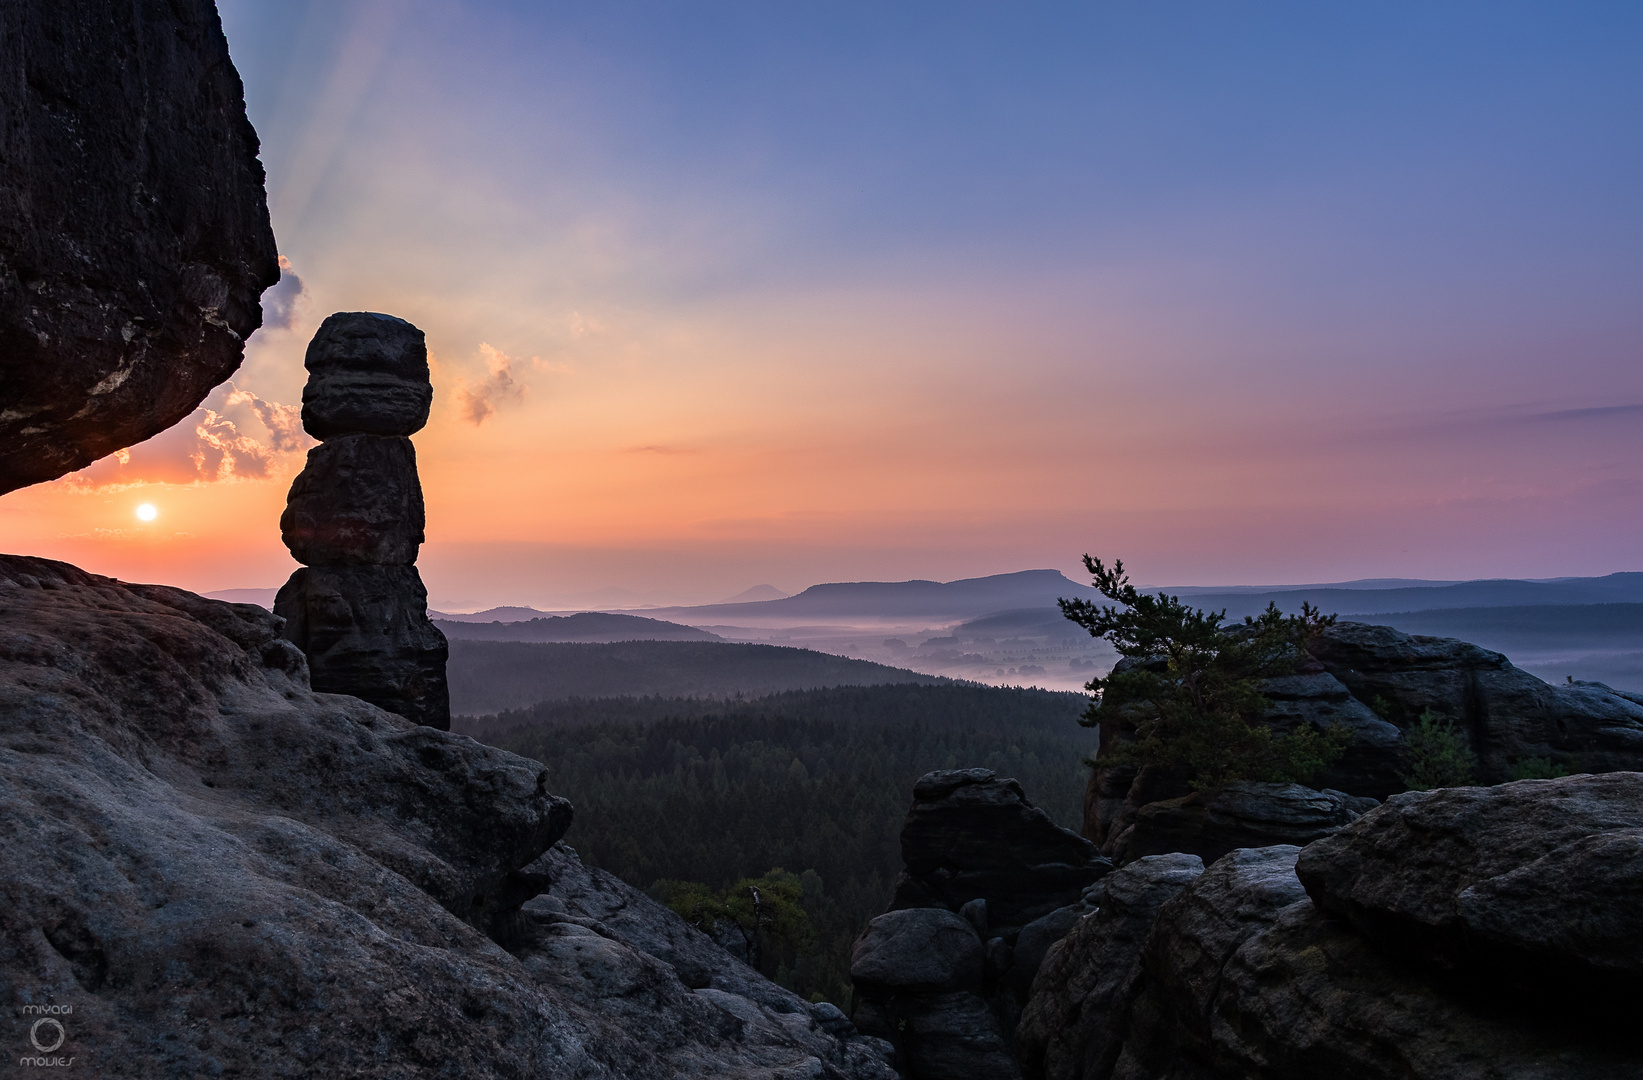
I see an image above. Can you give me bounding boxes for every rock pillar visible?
[274,312,451,729]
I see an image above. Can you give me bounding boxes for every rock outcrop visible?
[1296,772,1643,998]
[1017,778,1643,1080]
[0,0,279,492]
[852,769,1113,1079]
[0,553,896,1077]
[274,312,450,729]
[1082,622,1643,846]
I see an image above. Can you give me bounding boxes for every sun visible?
[135,503,158,522]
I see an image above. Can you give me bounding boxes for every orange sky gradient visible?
[2,2,1640,608]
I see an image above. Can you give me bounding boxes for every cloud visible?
[225,389,306,452]
[1526,404,1643,423]
[62,387,312,489]
[457,343,529,425]
[259,255,308,331]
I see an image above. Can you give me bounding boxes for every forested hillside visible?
[460,684,1095,1004]
[446,639,949,714]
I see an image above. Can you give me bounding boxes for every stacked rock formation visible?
[273,312,451,729]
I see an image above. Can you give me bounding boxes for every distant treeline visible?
[446,639,948,715]
[464,683,1094,1005]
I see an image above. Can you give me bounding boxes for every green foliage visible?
[468,684,1092,1006]
[654,870,814,973]
[1400,709,1479,790]
[1508,756,1572,781]
[1059,555,1349,789]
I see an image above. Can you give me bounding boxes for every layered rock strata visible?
[852,769,1114,1079]
[1017,777,1643,1080]
[0,554,896,1078]
[274,312,450,729]
[0,0,279,492]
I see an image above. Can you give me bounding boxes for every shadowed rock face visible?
[855,770,1116,1080]
[1017,785,1642,1080]
[281,435,427,565]
[300,312,433,438]
[0,0,278,492]
[276,565,450,727]
[0,555,898,1078]
[1297,773,1643,998]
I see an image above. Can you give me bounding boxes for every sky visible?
[2,1,1641,609]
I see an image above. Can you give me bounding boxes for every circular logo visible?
[29,1017,65,1053]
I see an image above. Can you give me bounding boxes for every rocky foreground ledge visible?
[1014,775,1643,1080]
[0,554,895,1078]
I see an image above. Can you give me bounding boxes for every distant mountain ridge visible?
[436,612,720,643]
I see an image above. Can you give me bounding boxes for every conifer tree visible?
[1059,555,1350,789]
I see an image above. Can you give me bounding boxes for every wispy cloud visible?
[1527,404,1643,423]
[457,343,529,425]
[61,387,311,489]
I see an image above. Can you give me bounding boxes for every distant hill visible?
[646,569,1101,621]
[446,640,951,715]
[433,605,558,623]
[435,611,720,643]
[720,584,791,603]
[205,587,278,609]
[1172,573,1643,620]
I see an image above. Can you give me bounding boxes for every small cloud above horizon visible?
[457,343,529,425]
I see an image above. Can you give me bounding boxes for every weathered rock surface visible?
[274,565,451,728]
[301,311,434,438]
[1309,621,1643,781]
[1015,853,1205,1080]
[853,907,985,994]
[894,768,1112,926]
[280,434,426,565]
[1020,815,1639,1079]
[0,0,279,492]
[1296,772,1643,996]
[0,553,896,1077]
[1113,781,1377,865]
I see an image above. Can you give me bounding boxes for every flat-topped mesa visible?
[275,312,450,730]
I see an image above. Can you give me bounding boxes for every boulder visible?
[895,768,1112,926]
[1114,781,1378,865]
[274,564,450,729]
[0,553,897,1078]
[1019,840,1638,1080]
[0,0,278,492]
[280,434,426,566]
[1015,853,1205,1080]
[1296,772,1643,997]
[300,311,433,438]
[851,907,984,994]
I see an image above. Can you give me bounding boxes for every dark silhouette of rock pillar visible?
[274,312,451,729]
